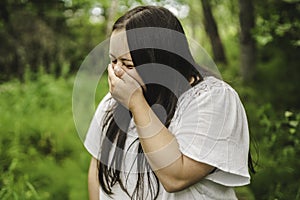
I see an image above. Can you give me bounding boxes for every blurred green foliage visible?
[221,61,300,199]
[251,107,300,199]
[0,73,107,199]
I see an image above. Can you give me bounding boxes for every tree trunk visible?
[201,0,227,64]
[105,0,119,36]
[239,0,256,81]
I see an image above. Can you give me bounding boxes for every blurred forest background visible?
[0,0,299,199]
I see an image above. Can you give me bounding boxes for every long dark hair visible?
[97,5,255,200]
[98,6,201,200]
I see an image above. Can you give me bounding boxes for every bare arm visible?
[88,157,100,200]
[108,65,215,193]
[131,98,214,193]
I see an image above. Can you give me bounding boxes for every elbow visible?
[164,186,182,193]
[162,179,189,193]
[161,173,208,193]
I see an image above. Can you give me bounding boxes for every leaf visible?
[26,181,40,199]
[284,111,293,118]
[289,120,299,128]
[289,128,296,134]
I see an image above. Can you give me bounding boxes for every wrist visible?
[129,93,148,114]
[130,96,152,128]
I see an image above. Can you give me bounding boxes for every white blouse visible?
[84,76,251,200]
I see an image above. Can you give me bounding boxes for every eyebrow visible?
[109,53,132,62]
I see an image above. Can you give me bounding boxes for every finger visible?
[107,64,117,92]
[121,71,142,93]
[107,64,118,81]
[128,67,145,89]
[114,66,125,78]
[107,64,112,92]
[107,64,112,82]
[121,70,133,82]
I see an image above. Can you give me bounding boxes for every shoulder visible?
[170,76,247,133]
[171,77,251,186]
[186,76,238,98]
[177,76,241,111]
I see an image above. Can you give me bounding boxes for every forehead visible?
[109,30,130,58]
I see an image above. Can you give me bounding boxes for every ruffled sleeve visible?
[172,78,250,186]
[84,93,113,160]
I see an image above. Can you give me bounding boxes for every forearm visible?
[88,157,100,200]
[131,98,199,191]
[131,98,177,153]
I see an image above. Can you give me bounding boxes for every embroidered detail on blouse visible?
[170,76,225,127]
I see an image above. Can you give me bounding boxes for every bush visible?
[0,73,108,199]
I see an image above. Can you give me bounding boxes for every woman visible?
[85,5,254,200]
